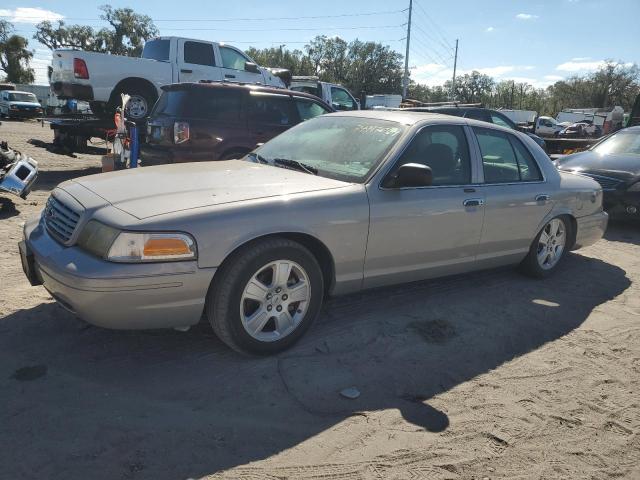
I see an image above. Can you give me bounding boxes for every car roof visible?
[161,82,333,107]
[326,109,518,132]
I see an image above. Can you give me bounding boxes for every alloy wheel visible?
[537,218,566,270]
[239,260,311,342]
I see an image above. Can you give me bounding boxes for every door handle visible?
[463,198,484,207]
[180,69,193,73]
[535,194,550,202]
[225,74,236,79]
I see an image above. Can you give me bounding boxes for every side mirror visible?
[384,163,433,188]
[245,62,260,74]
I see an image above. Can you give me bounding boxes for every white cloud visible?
[556,60,607,72]
[571,57,591,62]
[485,26,495,32]
[0,7,63,25]
[544,75,564,81]
[516,13,539,20]
[411,64,539,87]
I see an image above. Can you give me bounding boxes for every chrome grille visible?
[581,174,622,191]
[44,195,81,243]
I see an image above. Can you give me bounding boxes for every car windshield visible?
[249,116,406,183]
[9,92,37,102]
[592,131,640,156]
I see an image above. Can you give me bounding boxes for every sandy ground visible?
[1,120,639,480]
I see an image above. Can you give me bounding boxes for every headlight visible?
[107,232,196,262]
[628,182,640,192]
[77,220,197,263]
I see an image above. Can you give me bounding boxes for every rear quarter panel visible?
[52,50,173,102]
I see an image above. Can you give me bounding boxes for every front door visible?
[177,40,222,83]
[364,124,485,288]
[217,46,264,85]
[471,127,553,264]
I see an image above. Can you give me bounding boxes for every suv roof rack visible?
[402,101,484,108]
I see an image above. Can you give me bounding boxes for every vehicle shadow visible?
[0,195,19,219]
[0,253,629,479]
[604,218,640,246]
[28,138,108,157]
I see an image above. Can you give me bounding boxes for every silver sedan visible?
[20,111,608,354]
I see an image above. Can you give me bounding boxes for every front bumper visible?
[6,108,42,118]
[21,215,216,330]
[574,210,608,249]
[51,82,94,101]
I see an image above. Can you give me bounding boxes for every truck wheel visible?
[206,237,324,355]
[109,84,157,122]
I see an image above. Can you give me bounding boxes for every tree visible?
[446,71,494,103]
[0,20,35,84]
[34,6,158,57]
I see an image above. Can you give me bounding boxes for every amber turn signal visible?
[143,238,191,256]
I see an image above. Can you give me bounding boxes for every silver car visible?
[19,111,608,354]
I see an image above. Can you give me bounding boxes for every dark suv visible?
[141,82,333,164]
[403,106,547,151]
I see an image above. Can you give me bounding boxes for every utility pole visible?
[402,0,413,100]
[451,38,459,101]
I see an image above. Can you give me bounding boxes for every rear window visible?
[142,39,170,61]
[152,88,243,121]
[184,41,215,66]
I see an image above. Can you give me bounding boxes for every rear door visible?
[247,92,298,144]
[471,127,552,264]
[177,40,222,83]
[217,45,264,85]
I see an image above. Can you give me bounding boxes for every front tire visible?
[520,216,571,278]
[207,238,324,355]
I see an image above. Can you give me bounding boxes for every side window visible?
[330,87,356,110]
[490,112,513,129]
[187,90,242,122]
[510,136,542,181]
[465,109,491,123]
[184,41,215,66]
[249,95,296,126]
[294,99,329,121]
[393,125,472,186]
[220,47,249,70]
[474,127,541,183]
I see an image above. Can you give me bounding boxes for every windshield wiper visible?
[246,152,269,164]
[273,158,318,175]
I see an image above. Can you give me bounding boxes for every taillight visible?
[73,58,89,79]
[174,122,190,144]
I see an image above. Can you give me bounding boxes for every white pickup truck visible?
[50,36,287,120]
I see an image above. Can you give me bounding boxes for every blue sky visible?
[2,0,638,87]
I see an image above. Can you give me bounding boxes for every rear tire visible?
[108,84,157,123]
[206,237,324,355]
[519,216,571,278]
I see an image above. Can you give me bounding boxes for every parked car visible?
[558,120,601,138]
[403,105,548,151]
[0,90,43,119]
[0,141,38,199]
[556,126,640,219]
[50,36,287,121]
[19,111,607,354]
[289,76,359,110]
[141,82,333,164]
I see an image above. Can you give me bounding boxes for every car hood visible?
[67,160,351,219]
[556,150,640,181]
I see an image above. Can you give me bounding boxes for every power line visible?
[159,24,406,32]
[412,0,455,50]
